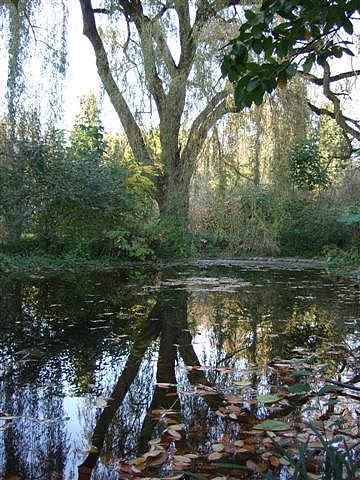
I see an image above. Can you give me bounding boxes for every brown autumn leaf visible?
[269,456,280,468]
[143,449,166,460]
[224,395,243,404]
[130,456,147,466]
[169,423,184,431]
[173,455,192,463]
[167,429,182,440]
[148,452,168,467]
[208,452,223,461]
[234,440,244,448]
[173,462,191,471]
[246,460,258,471]
[257,463,268,473]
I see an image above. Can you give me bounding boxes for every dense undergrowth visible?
[1,110,359,274]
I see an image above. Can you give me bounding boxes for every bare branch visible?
[93,8,110,14]
[307,101,359,147]
[301,69,360,86]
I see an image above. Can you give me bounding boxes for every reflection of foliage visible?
[283,305,346,374]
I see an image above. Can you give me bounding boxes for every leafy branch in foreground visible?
[222,0,360,141]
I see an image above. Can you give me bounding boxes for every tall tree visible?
[78,0,238,219]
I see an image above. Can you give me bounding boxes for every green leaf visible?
[246,78,260,92]
[287,383,311,394]
[343,19,353,35]
[286,63,297,77]
[257,394,282,404]
[253,39,263,54]
[291,369,312,376]
[302,53,315,74]
[254,420,290,431]
[318,383,341,395]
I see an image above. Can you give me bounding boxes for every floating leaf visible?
[254,420,290,431]
[212,443,225,452]
[318,383,341,394]
[287,383,311,394]
[291,369,312,377]
[173,455,191,463]
[167,429,182,440]
[233,380,252,388]
[256,394,282,404]
[208,451,223,461]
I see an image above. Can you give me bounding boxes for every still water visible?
[0,260,359,479]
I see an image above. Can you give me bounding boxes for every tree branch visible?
[152,19,177,76]
[93,8,110,14]
[182,88,235,170]
[307,101,359,147]
[78,0,152,167]
[193,0,238,41]
[301,69,360,86]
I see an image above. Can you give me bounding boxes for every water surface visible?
[0,260,359,479]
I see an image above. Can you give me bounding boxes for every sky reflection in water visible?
[0,262,359,479]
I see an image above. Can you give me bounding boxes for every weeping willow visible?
[0,0,68,243]
[1,0,68,125]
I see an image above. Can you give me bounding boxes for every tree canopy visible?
[222,0,360,142]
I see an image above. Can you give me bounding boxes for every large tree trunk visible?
[78,0,236,223]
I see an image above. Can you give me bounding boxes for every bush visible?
[278,199,350,257]
[192,185,281,256]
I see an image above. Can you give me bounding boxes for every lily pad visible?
[256,394,282,404]
[254,420,290,431]
[287,383,311,394]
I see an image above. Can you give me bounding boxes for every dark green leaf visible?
[343,19,354,35]
[288,383,311,394]
[318,384,341,395]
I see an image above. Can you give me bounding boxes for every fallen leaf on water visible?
[208,452,223,461]
[167,429,182,440]
[257,463,268,472]
[234,440,244,447]
[148,452,168,467]
[130,456,146,465]
[173,455,191,463]
[233,380,252,387]
[256,394,282,404]
[246,460,258,471]
[224,395,242,404]
[212,443,225,452]
[148,438,162,446]
[254,420,290,431]
[269,456,280,468]
[169,423,184,431]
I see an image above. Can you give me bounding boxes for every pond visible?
[0,259,359,480]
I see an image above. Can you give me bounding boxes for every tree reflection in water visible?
[0,265,358,479]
